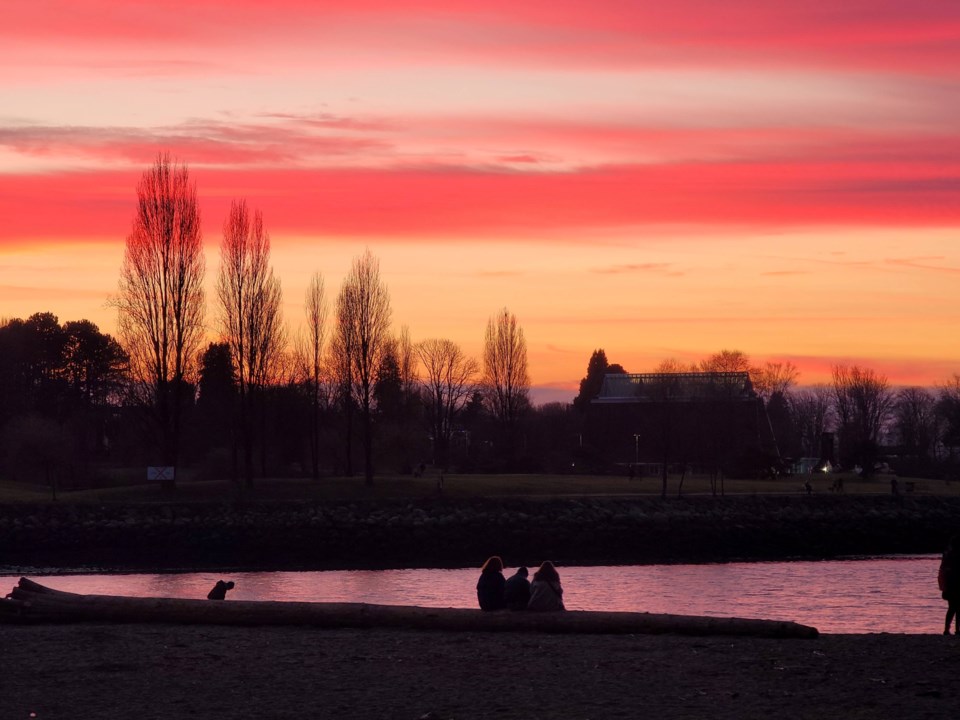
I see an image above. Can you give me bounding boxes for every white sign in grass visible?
[147,466,175,482]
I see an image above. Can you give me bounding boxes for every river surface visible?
[3,556,945,634]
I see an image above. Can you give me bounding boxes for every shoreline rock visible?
[1,494,957,571]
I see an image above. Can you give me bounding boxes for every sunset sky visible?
[2,1,958,402]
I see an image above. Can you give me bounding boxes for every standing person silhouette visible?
[940,537,960,635]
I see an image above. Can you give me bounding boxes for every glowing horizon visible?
[2,1,958,401]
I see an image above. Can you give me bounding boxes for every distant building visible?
[586,372,779,476]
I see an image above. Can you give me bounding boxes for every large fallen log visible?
[2,577,818,638]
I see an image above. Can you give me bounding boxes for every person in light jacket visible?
[527,561,564,611]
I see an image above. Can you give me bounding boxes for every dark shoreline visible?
[2,494,958,573]
[3,626,959,720]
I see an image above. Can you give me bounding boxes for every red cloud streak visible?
[1,161,957,245]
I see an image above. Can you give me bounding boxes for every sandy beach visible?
[2,624,959,719]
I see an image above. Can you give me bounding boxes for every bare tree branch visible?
[482,307,530,456]
[335,249,392,485]
[216,199,285,487]
[112,153,205,488]
[417,338,478,470]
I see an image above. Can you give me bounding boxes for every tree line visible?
[2,155,958,492]
[1,155,535,492]
[573,348,960,479]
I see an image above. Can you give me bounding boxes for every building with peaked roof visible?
[586,372,780,477]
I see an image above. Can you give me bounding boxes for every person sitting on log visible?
[504,566,531,610]
[207,580,235,600]
[476,556,506,611]
[527,561,565,611]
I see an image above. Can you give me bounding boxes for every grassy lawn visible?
[0,470,954,504]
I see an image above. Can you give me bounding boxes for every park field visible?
[0,469,950,504]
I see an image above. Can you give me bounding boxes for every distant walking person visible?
[504,566,531,610]
[476,556,506,611]
[527,561,565,611]
[941,538,960,634]
[207,580,235,600]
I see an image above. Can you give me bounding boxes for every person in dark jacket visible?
[527,561,565,611]
[207,580,235,600]
[476,556,506,610]
[941,537,960,634]
[504,566,531,610]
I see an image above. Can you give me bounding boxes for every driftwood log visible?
[1,577,818,638]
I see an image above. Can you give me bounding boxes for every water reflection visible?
[2,556,942,634]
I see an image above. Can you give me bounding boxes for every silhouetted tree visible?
[197,343,236,409]
[765,390,795,459]
[699,349,754,375]
[0,314,127,488]
[893,387,939,459]
[374,343,403,420]
[753,361,800,403]
[525,402,581,473]
[327,324,355,476]
[216,199,285,487]
[372,338,412,472]
[297,272,328,481]
[0,319,28,424]
[61,320,128,482]
[396,326,418,400]
[336,250,392,485]
[939,375,960,464]
[789,385,834,458]
[573,349,625,413]
[368,329,421,473]
[417,338,478,470]
[0,314,67,421]
[62,320,127,408]
[831,364,894,473]
[113,154,205,490]
[195,342,237,474]
[482,308,530,462]
[653,358,690,374]
[1,414,71,500]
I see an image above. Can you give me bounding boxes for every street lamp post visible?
[634,433,640,466]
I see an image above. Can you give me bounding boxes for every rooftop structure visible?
[594,372,756,404]
[586,371,778,476]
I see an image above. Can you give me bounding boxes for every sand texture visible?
[3,624,959,719]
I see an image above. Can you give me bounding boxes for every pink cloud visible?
[0,119,389,167]
[4,1,960,76]
[4,116,959,174]
[0,151,957,247]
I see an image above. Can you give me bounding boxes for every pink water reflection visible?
[3,556,942,634]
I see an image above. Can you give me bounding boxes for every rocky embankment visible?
[1,494,958,571]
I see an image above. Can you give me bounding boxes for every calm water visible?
[3,556,944,634]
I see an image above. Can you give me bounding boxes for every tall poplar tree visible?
[216,199,285,488]
[114,154,205,490]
